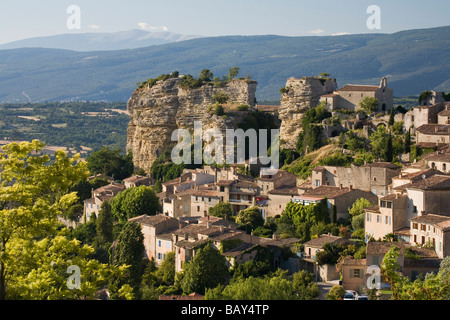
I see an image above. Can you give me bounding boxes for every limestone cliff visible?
[127,76,257,173]
[278,76,337,149]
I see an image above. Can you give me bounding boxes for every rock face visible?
[127,77,257,173]
[278,77,337,149]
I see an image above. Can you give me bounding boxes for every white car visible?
[343,290,357,300]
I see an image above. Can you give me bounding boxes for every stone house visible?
[424,152,450,174]
[83,182,125,222]
[123,175,153,188]
[266,187,300,218]
[341,241,441,293]
[320,77,393,112]
[293,185,378,221]
[410,214,450,259]
[216,178,258,214]
[364,193,407,241]
[128,214,179,264]
[311,162,401,197]
[301,234,350,282]
[416,124,450,148]
[257,169,297,196]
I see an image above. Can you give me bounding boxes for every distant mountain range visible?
[0,25,448,103]
[0,29,203,51]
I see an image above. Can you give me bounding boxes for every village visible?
[80,76,450,300]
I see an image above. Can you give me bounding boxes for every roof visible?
[123,175,150,183]
[394,227,410,237]
[338,85,380,92]
[404,174,450,191]
[268,187,299,196]
[259,237,301,247]
[438,110,450,117]
[366,242,404,256]
[416,124,450,135]
[93,183,125,194]
[379,193,405,201]
[175,239,208,249]
[404,258,442,268]
[222,242,256,257]
[363,162,400,170]
[128,214,177,227]
[299,186,355,199]
[258,170,296,182]
[303,234,349,248]
[410,214,450,231]
[425,153,450,163]
[340,257,367,266]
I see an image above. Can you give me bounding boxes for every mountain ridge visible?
[0,25,448,103]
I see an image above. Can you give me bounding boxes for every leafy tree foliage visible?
[359,97,379,113]
[208,202,233,219]
[326,285,346,300]
[180,242,229,295]
[96,201,114,245]
[236,207,265,232]
[0,140,88,299]
[110,186,160,223]
[111,222,145,298]
[86,147,133,180]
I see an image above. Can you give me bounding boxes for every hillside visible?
[0,26,448,103]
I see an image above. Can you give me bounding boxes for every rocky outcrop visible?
[278,77,337,149]
[127,76,257,173]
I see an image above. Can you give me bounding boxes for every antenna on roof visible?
[422,174,426,179]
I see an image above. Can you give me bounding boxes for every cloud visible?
[88,24,101,30]
[138,22,169,32]
[308,29,325,35]
[331,32,352,36]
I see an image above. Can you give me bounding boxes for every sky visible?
[0,0,449,44]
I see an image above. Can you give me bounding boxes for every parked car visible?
[343,290,356,300]
[357,295,369,300]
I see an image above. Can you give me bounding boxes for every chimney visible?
[272,233,277,240]
[349,185,353,190]
[339,184,343,189]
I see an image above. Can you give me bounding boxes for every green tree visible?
[0,140,88,299]
[155,252,176,286]
[326,285,346,300]
[359,97,379,113]
[86,147,133,180]
[405,129,411,154]
[228,66,240,80]
[208,202,233,219]
[96,201,114,245]
[380,245,404,299]
[348,198,372,219]
[6,234,128,300]
[236,207,265,232]
[111,221,145,299]
[370,125,389,161]
[198,69,213,82]
[180,242,229,295]
[110,186,160,223]
[388,106,395,126]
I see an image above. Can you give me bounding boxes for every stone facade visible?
[311,162,401,197]
[320,78,393,112]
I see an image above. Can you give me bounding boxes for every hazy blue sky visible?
[0,0,449,44]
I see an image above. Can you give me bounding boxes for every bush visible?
[212,92,229,104]
[214,105,225,116]
[326,285,346,300]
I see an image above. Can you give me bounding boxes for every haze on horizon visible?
[0,0,449,45]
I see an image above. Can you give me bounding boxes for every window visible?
[196,196,198,201]
[208,197,211,202]
[351,269,361,278]
[197,206,200,212]
[443,163,447,172]
[421,224,427,231]
[387,202,392,209]
[373,177,377,182]
[414,235,417,243]
[376,215,381,223]
[413,206,418,213]
[372,256,379,266]
[166,241,170,249]
[380,201,386,208]
[157,253,161,260]
[314,180,320,187]
[158,240,162,247]
[220,186,225,192]
[412,223,418,230]
[422,236,425,245]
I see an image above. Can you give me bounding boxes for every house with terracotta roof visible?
[123,175,153,188]
[83,182,126,222]
[216,178,258,214]
[311,162,401,197]
[424,152,450,174]
[293,185,378,221]
[320,77,393,112]
[364,193,407,241]
[416,123,450,148]
[128,214,179,264]
[410,214,450,259]
[266,187,300,217]
[404,101,450,134]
